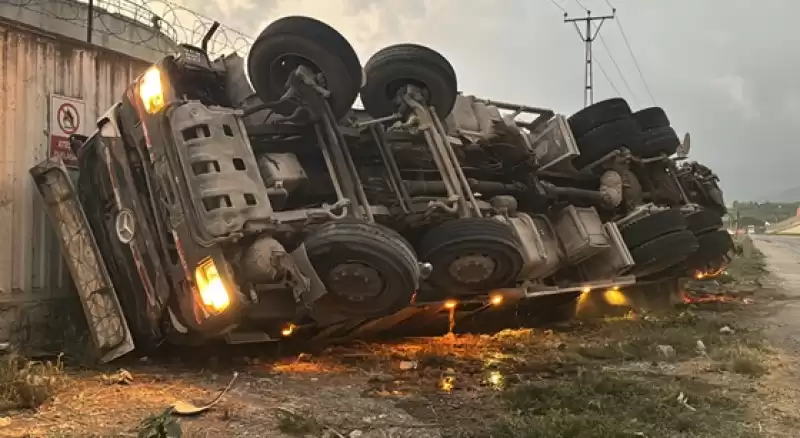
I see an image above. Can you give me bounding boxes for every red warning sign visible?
[50,95,86,168]
[56,102,80,135]
[50,136,76,167]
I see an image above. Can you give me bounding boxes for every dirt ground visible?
[0,237,798,437]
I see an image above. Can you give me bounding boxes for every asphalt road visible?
[752,235,800,289]
[751,234,800,353]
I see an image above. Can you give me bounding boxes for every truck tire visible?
[684,229,734,269]
[628,230,699,278]
[573,117,644,169]
[248,16,362,120]
[418,218,523,295]
[620,209,688,250]
[305,221,420,318]
[568,98,632,139]
[632,107,670,131]
[637,126,681,158]
[685,209,723,235]
[362,43,458,119]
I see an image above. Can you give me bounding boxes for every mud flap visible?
[30,157,135,362]
[289,243,328,305]
[290,244,356,327]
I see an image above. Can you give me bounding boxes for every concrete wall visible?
[0,0,175,348]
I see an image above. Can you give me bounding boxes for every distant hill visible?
[755,186,800,203]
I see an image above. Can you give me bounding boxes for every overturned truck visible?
[30,17,733,362]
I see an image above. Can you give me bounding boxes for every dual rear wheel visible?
[568,99,682,169]
[247,16,459,121]
[302,218,526,319]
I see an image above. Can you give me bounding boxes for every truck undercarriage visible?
[30,16,733,362]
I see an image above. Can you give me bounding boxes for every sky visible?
[170,0,799,202]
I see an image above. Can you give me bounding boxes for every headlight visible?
[194,259,231,313]
[139,67,165,114]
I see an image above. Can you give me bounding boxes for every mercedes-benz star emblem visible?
[115,209,136,244]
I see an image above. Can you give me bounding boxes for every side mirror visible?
[676,132,691,158]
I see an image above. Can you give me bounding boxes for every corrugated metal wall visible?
[0,22,151,303]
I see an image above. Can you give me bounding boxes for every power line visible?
[594,58,622,97]
[548,0,568,14]
[573,0,588,12]
[613,11,657,105]
[597,33,637,105]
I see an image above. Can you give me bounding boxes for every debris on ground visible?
[171,372,238,416]
[398,361,418,371]
[101,368,134,385]
[696,340,707,355]
[657,345,676,359]
[676,392,697,412]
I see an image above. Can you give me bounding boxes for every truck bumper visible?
[30,157,135,362]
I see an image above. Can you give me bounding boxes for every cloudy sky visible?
[173,0,795,201]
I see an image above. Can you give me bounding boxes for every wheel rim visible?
[385,78,428,102]
[424,241,521,294]
[269,53,321,95]
[326,261,385,301]
[447,254,497,285]
[305,222,420,319]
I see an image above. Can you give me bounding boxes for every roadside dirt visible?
[0,239,794,438]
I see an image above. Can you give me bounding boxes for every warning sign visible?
[50,94,86,168]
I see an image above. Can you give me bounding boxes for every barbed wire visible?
[1,0,254,58]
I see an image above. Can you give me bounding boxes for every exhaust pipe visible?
[201,22,221,52]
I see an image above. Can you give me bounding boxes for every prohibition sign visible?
[57,102,80,135]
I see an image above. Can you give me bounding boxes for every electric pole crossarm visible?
[564,14,614,41]
[564,14,614,24]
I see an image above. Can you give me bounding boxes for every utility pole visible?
[87,0,94,44]
[564,9,616,107]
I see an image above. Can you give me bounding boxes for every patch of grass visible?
[726,243,767,284]
[731,355,768,376]
[0,353,67,410]
[453,372,753,438]
[275,409,324,437]
[570,311,754,363]
[711,346,769,377]
[137,409,181,438]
